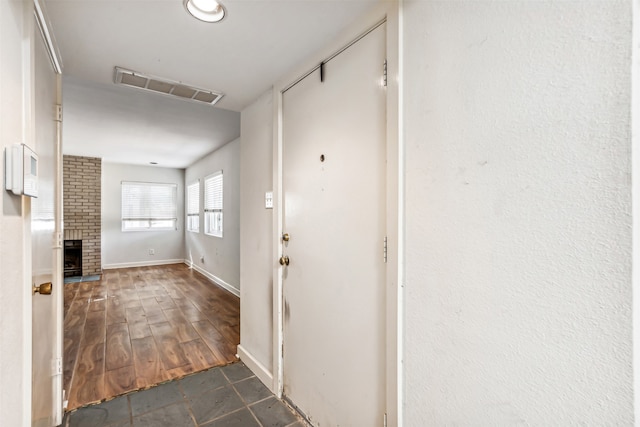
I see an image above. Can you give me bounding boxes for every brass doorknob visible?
[279,256,290,266]
[282,233,290,242]
[33,282,52,295]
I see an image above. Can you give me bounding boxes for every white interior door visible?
[31,18,63,427]
[282,23,387,426]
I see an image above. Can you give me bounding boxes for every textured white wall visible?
[403,1,633,424]
[185,139,240,293]
[239,90,274,382]
[102,162,185,268]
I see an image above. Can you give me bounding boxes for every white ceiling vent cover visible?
[114,67,224,106]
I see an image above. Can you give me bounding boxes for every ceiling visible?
[43,0,382,168]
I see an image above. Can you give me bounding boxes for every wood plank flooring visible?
[63,263,240,411]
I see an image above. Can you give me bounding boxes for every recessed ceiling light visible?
[184,0,226,23]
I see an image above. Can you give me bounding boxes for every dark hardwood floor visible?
[63,263,240,411]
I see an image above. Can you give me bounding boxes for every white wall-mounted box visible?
[4,143,38,197]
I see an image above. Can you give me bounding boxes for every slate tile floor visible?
[63,362,305,427]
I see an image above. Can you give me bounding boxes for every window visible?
[187,181,200,232]
[204,171,223,237]
[121,181,177,231]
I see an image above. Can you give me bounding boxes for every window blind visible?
[187,181,200,232]
[121,181,177,230]
[204,171,223,212]
[204,171,223,237]
[187,181,199,215]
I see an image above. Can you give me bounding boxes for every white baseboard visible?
[237,344,274,393]
[186,260,240,298]
[102,259,184,270]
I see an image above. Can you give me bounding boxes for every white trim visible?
[272,84,284,398]
[188,261,240,298]
[53,75,64,427]
[386,2,402,426]
[33,0,62,74]
[237,344,274,393]
[396,1,404,425]
[23,2,35,424]
[102,259,184,270]
[632,0,639,422]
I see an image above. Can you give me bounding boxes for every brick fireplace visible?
[63,155,102,276]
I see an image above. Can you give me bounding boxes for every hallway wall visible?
[185,139,241,295]
[238,90,274,386]
[402,1,633,424]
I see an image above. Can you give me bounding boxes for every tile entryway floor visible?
[63,362,305,427]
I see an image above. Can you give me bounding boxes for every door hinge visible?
[384,412,388,427]
[55,104,62,122]
[53,231,63,249]
[51,357,62,376]
[383,236,388,263]
[383,60,388,87]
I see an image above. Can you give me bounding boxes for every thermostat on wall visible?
[4,143,38,197]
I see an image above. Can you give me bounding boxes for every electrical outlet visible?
[200,255,205,263]
[265,191,273,209]
[149,249,155,255]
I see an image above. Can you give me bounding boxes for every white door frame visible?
[32,0,64,424]
[271,2,402,425]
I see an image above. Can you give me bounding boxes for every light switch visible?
[265,191,273,209]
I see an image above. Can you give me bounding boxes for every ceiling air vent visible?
[114,67,224,106]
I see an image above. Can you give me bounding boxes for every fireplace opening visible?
[64,240,82,277]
